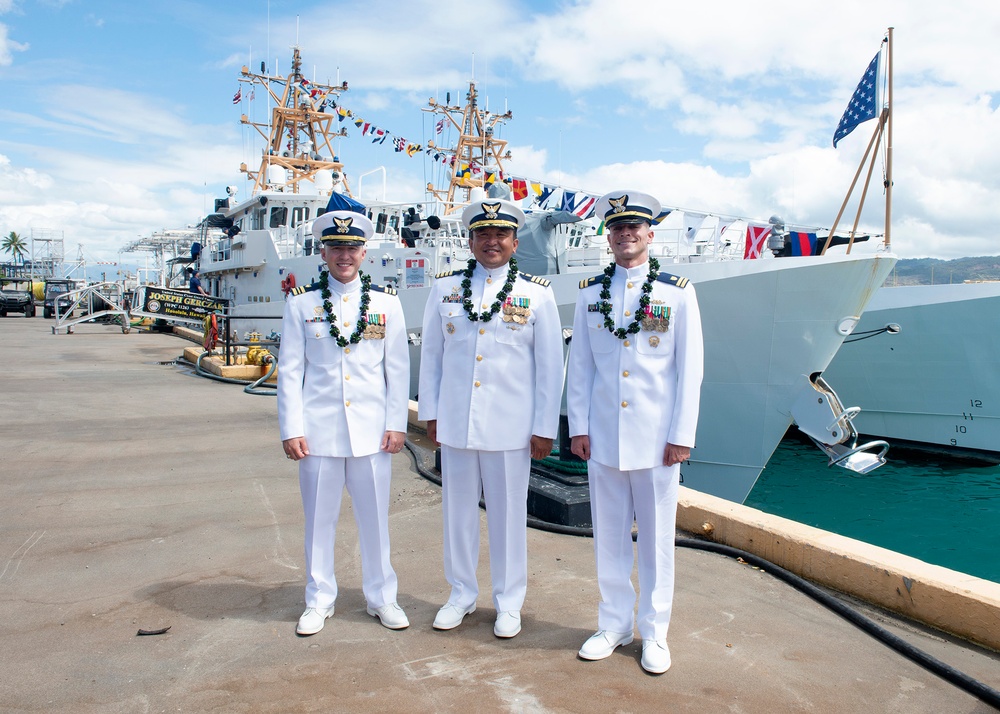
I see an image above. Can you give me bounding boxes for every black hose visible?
[402,438,1000,710]
[680,539,1000,710]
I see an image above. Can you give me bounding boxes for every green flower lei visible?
[460,257,518,322]
[597,257,660,339]
[319,269,371,347]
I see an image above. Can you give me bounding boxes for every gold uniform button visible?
[315,332,321,337]
[474,381,481,387]
[624,310,631,317]
[344,347,351,354]
[345,375,351,381]
[623,370,630,377]
[343,296,349,302]
[624,340,631,347]
[345,400,351,407]
[476,355,483,361]
[621,401,628,408]
[627,282,634,289]
[482,304,488,310]
[343,321,350,327]
[479,328,486,335]
[486,277,493,284]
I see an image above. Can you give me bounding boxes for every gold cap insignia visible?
[608,195,629,214]
[334,216,353,234]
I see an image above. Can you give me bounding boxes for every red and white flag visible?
[232,88,242,104]
[744,224,772,259]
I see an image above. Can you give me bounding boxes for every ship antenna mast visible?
[236,46,352,196]
[422,80,513,213]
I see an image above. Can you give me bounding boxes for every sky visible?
[1,0,999,272]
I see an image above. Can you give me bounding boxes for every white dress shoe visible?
[296,605,335,636]
[432,602,476,630]
[578,630,634,660]
[640,640,672,674]
[493,610,521,638]
[367,602,410,630]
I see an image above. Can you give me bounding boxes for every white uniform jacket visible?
[418,262,563,451]
[277,276,409,457]
[567,263,704,471]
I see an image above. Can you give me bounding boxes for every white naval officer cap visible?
[593,190,662,228]
[461,198,525,232]
[312,210,374,247]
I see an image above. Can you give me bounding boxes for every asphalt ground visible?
[1,318,998,713]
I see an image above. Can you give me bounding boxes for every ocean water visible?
[744,436,1000,584]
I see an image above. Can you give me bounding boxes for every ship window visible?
[388,214,399,231]
[270,207,288,228]
[291,207,310,227]
[252,209,266,230]
[376,213,388,233]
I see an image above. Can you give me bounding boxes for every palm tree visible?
[3,231,27,265]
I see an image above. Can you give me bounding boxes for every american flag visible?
[833,51,880,148]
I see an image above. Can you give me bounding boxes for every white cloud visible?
[0,22,28,65]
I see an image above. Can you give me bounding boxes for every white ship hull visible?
[822,282,1000,462]
[204,225,895,502]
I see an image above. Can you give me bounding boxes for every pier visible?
[2,319,997,712]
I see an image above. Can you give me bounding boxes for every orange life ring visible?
[203,313,219,351]
[281,273,297,296]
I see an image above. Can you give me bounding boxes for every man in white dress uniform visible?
[567,190,704,674]
[278,209,410,635]
[418,198,563,638]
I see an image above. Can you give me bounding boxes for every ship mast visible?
[237,47,352,196]
[422,82,512,213]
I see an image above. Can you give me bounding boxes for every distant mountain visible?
[885,256,1000,286]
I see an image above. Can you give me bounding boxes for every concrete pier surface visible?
[2,319,998,713]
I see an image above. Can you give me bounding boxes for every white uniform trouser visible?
[588,460,680,642]
[299,452,398,610]
[440,445,530,612]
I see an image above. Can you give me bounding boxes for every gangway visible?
[52,282,132,334]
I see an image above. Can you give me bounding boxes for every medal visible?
[362,312,386,339]
[649,335,660,348]
[641,305,670,332]
[502,295,531,324]
[446,322,455,334]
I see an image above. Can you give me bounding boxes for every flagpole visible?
[884,27,894,251]
[821,119,882,255]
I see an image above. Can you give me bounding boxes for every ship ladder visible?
[790,373,888,474]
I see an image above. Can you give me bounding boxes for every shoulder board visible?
[518,271,550,287]
[578,274,603,290]
[435,269,463,279]
[291,282,321,296]
[656,272,690,288]
[370,284,397,296]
